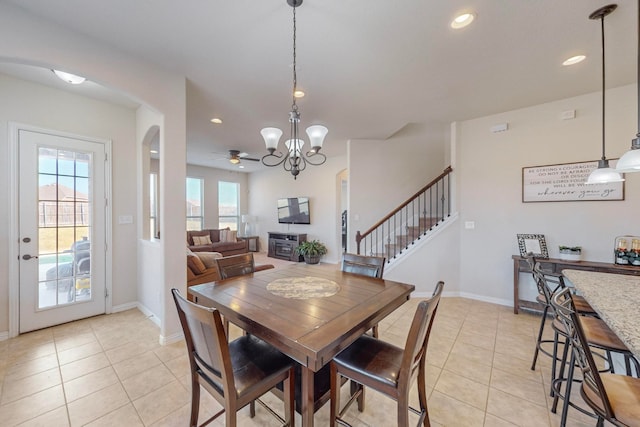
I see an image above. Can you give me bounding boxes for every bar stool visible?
[550,288,640,426]
[529,258,597,373]
[552,287,640,427]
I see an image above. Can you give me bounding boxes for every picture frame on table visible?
[517,234,549,258]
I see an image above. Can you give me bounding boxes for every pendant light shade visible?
[586,159,625,183]
[615,0,640,172]
[586,4,625,184]
[616,143,640,171]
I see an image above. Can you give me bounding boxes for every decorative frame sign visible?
[522,160,624,202]
[517,234,549,258]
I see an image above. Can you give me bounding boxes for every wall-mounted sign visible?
[522,160,624,202]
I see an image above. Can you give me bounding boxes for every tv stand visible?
[268,232,307,262]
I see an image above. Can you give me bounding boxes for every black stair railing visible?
[355,166,452,261]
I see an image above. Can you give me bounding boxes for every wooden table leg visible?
[301,366,315,427]
[513,259,520,314]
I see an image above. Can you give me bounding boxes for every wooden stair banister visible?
[356,166,453,258]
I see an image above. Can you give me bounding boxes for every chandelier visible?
[260,0,328,179]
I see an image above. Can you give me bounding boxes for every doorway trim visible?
[8,122,113,338]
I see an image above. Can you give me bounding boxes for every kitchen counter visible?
[563,269,640,359]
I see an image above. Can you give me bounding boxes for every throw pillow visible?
[187,255,206,275]
[220,230,237,243]
[188,230,210,245]
[195,252,223,268]
[192,235,212,246]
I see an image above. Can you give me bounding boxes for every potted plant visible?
[295,240,328,264]
[559,245,582,261]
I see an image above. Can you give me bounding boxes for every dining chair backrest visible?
[341,253,385,278]
[172,288,233,398]
[399,281,444,385]
[216,253,255,280]
[551,287,614,419]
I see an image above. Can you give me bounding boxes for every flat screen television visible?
[277,197,310,224]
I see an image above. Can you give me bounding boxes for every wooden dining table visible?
[188,263,415,427]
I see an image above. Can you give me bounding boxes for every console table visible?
[512,255,640,314]
[268,232,307,261]
[238,235,259,252]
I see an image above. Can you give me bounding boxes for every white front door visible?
[18,129,107,333]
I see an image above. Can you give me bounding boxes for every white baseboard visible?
[160,331,184,346]
[411,291,512,308]
[135,302,161,328]
[0,331,8,342]
[112,301,139,313]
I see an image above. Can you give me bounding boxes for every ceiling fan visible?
[216,149,261,165]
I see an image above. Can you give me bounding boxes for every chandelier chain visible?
[292,4,298,112]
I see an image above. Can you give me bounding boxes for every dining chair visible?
[329,281,444,427]
[341,253,386,278]
[171,288,295,427]
[341,252,386,337]
[552,287,640,427]
[215,253,256,279]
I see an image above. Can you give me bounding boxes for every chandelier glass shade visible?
[586,4,625,184]
[260,0,328,179]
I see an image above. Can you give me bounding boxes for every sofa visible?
[186,251,274,301]
[187,228,248,256]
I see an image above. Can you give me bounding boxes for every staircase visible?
[355,166,452,262]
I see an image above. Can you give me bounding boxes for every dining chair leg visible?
[283,367,295,427]
[350,380,365,412]
[190,374,200,427]
[397,393,410,427]
[225,408,237,427]
[249,400,255,417]
[330,363,340,426]
[418,362,430,426]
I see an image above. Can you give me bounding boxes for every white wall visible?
[383,217,461,298]
[0,73,138,332]
[457,84,639,305]
[186,164,249,230]
[248,156,347,264]
[347,122,448,252]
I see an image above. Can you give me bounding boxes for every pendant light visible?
[615,0,640,172]
[586,4,625,184]
[260,0,328,179]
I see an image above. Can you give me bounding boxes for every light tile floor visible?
[0,281,612,426]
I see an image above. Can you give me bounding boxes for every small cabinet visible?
[268,232,307,261]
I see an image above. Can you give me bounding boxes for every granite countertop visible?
[563,269,640,358]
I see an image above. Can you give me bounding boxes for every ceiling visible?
[2,0,638,173]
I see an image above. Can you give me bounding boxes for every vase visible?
[559,252,581,261]
[304,254,321,264]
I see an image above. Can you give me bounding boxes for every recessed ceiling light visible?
[150,150,159,154]
[294,90,305,98]
[210,118,223,124]
[451,12,475,29]
[562,55,586,66]
[239,165,245,169]
[52,69,86,84]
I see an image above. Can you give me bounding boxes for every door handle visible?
[22,254,38,260]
